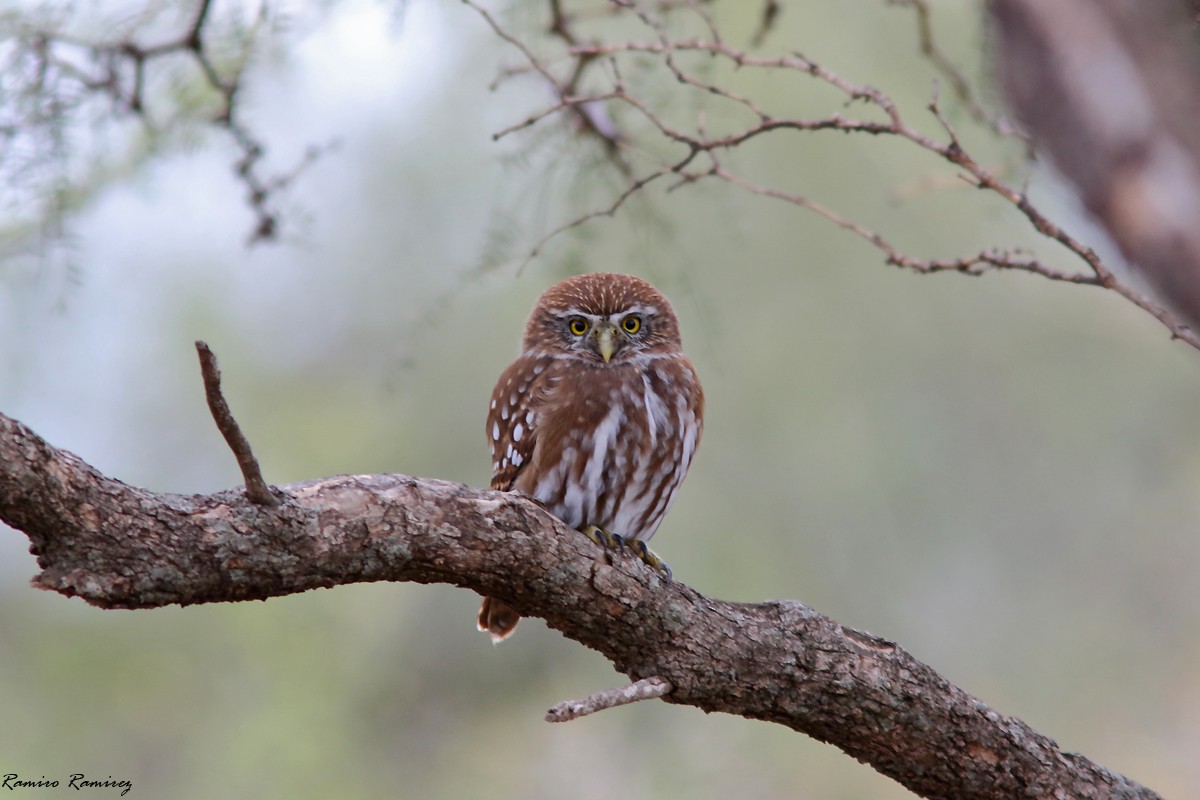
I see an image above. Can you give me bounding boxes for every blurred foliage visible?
[1,1,1199,798]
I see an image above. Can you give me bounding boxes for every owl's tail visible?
[477,596,521,643]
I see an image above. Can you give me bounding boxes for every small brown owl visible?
[478,272,704,641]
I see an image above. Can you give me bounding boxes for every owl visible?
[478,272,704,641]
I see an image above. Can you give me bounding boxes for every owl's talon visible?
[584,527,672,579]
[583,525,625,554]
[630,540,672,581]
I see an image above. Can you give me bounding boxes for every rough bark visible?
[0,411,1161,799]
[991,0,1200,331]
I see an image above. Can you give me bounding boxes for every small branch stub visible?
[194,340,277,506]
[545,676,673,722]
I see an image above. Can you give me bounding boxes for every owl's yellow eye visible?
[568,317,589,336]
[621,315,642,334]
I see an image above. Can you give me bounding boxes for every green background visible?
[2,1,1197,797]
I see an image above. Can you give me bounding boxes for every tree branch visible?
[5,1,333,245]
[465,0,1200,354]
[546,676,673,722]
[194,341,276,506]
[0,410,1161,800]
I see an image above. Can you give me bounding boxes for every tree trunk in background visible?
[992,0,1200,331]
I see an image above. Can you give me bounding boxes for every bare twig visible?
[466,0,629,170]
[710,164,1098,284]
[546,676,673,722]
[194,341,277,507]
[889,0,1029,144]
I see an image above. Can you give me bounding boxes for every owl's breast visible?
[515,358,701,542]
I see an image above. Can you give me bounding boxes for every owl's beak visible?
[594,324,617,363]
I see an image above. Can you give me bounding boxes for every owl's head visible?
[522,273,684,364]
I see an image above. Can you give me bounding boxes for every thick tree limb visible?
[0,411,1160,800]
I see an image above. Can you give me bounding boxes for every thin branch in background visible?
[514,155,692,273]
[464,1,1200,354]
[194,340,277,507]
[889,0,1029,145]
[709,163,1097,285]
[750,0,782,47]
[467,0,630,171]
[8,0,332,244]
